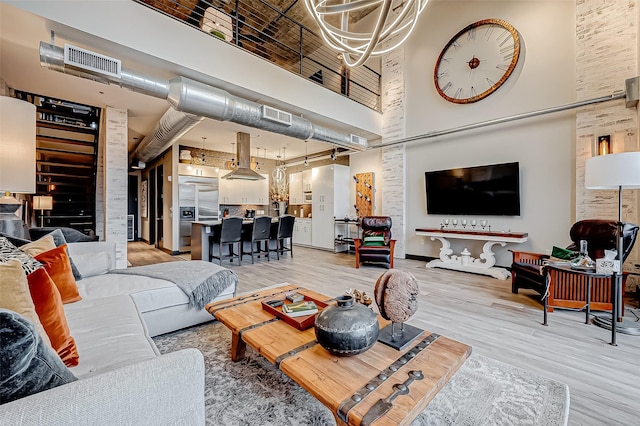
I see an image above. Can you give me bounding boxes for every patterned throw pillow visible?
[362,230,390,246]
[363,236,386,246]
[0,237,42,274]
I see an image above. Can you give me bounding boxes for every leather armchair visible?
[511,220,639,311]
[354,216,396,269]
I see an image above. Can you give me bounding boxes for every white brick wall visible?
[576,0,639,290]
[103,107,129,269]
[381,46,407,258]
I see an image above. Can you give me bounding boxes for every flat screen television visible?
[425,162,520,216]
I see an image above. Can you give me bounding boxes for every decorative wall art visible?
[141,180,148,218]
[354,172,374,217]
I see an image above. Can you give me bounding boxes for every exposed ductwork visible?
[131,108,204,163]
[39,42,368,164]
[223,132,265,180]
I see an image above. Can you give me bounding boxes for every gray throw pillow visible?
[37,229,82,281]
[0,309,77,404]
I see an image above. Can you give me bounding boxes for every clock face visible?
[434,19,521,104]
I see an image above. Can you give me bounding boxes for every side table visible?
[544,264,619,345]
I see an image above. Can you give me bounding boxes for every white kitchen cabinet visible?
[311,164,350,250]
[219,171,269,204]
[293,218,312,246]
[302,169,312,192]
[288,172,304,204]
[178,163,219,178]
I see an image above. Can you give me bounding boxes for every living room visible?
[1,0,640,425]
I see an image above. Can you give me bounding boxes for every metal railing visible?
[134,0,381,111]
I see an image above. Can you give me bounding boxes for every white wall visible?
[353,1,576,267]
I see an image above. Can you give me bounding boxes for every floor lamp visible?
[585,151,640,342]
[33,196,53,227]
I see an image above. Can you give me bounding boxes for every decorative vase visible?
[276,201,286,216]
[314,295,379,356]
[570,239,595,270]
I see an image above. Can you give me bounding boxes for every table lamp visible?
[585,151,640,340]
[0,97,36,237]
[33,196,53,227]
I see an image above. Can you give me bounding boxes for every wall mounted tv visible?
[425,162,520,216]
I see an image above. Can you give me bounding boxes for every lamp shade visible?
[33,196,53,210]
[585,152,640,189]
[0,97,36,194]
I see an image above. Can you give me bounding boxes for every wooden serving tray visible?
[261,295,328,331]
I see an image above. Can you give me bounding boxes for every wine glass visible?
[480,220,488,229]
[471,219,477,228]
[452,219,458,228]
[461,219,467,228]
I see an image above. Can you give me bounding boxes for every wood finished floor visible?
[128,241,640,425]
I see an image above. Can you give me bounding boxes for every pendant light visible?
[304,140,309,167]
[304,0,429,68]
[200,137,207,164]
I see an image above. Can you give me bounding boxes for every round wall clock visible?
[434,19,521,104]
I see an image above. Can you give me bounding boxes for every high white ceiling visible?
[0,3,379,162]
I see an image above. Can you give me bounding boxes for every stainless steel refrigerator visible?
[178,176,219,252]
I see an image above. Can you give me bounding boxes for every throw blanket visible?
[113,261,238,310]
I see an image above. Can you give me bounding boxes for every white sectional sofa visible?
[0,241,237,425]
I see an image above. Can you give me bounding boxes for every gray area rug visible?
[153,322,569,426]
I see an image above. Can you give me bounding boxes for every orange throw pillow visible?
[27,268,79,367]
[35,244,82,304]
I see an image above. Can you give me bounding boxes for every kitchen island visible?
[191,218,279,261]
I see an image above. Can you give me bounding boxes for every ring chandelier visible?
[304,0,429,68]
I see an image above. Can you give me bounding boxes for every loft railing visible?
[134,0,381,111]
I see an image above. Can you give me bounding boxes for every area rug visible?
[153,322,569,426]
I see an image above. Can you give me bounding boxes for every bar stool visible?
[267,215,295,260]
[209,217,243,265]
[242,216,271,264]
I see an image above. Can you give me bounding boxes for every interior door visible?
[149,171,156,245]
[155,165,164,249]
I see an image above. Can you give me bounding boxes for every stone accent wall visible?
[575,0,639,290]
[381,46,407,258]
[103,107,129,269]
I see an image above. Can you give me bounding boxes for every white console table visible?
[415,228,528,280]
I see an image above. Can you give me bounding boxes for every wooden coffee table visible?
[206,284,471,426]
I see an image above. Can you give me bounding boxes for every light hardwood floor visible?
[128,241,640,425]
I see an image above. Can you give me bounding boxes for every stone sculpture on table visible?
[374,269,422,350]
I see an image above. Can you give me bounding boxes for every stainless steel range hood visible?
[223,132,265,180]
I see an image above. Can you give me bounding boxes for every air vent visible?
[350,134,368,148]
[261,105,293,126]
[64,44,121,78]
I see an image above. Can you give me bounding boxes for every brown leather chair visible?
[511,220,638,311]
[354,216,396,269]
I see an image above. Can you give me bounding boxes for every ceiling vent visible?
[350,134,368,149]
[64,44,121,78]
[261,105,293,126]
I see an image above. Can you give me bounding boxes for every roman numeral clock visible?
[434,19,521,104]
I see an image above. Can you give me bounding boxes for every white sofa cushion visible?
[76,273,186,312]
[64,295,158,378]
[67,241,115,278]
